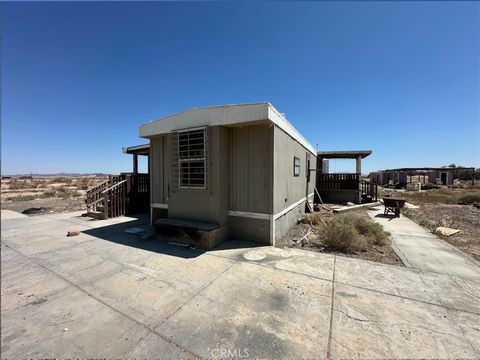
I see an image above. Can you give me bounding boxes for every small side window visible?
[293,157,301,177]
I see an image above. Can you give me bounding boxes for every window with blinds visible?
[177,128,207,189]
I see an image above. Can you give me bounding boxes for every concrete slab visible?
[0,210,27,220]
[2,211,480,358]
[369,209,480,278]
[1,249,189,358]
[335,255,480,314]
[157,261,333,358]
[238,246,335,282]
[81,254,234,329]
[329,283,480,359]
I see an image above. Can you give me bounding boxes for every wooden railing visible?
[85,176,120,213]
[361,180,378,201]
[85,174,150,218]
[102,180,127,219]
[316,173,360,191]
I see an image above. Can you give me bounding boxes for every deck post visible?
[356,155,362,174]
[133,154,138,175]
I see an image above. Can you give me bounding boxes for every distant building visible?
[369,167,475,187]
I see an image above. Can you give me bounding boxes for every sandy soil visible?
[403,204,480,261]
[276,209,404,266]
[1,177,106,215]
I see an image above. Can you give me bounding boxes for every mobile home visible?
[139,103,316,249]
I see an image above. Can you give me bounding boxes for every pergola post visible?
[356,155,362,175]
[133,154,138,175]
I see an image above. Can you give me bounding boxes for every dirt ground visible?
[403,204,480,262]
[1,177,106,215]
[276,208,404,266]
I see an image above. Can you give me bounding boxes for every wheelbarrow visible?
[382,197,406,218]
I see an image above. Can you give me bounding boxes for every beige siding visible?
[273,126,316,214]
[228,216,270,244]
[168,126,230,225]
[229,124,273,214]
[273,125,317,242]
[150,135,170,205]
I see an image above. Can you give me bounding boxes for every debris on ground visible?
[403,204,480,261]
[404,202,419,209]
[67,230,80,237]
[168,242,190,247]
[125,227,146,235]
[435,226,461,236]
[125,226,152,240]
[22,207,47,215]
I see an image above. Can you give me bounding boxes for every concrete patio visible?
[1,211,480,358]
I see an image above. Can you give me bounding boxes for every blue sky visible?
[2,1,479,175]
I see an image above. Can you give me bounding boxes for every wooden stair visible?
[85,176,127,220]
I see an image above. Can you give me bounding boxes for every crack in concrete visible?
[4,243,204,359]
[204,247,480,317]
[155,260,236,326]
[326,255,336,359]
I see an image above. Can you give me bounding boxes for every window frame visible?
[293,156,301,177]
[177,127,207,190]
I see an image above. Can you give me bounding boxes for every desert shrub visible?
[314,213,390,253]
[6,195,36,202]
[36,180,47,188]
[9,179,30,190]
[343,215,390,246]
[77,178,92,190]
[58,190,82,199]
[457,193,480,205]
[41,189,57,198]
[318,217,367,253]
[299,213,325,226]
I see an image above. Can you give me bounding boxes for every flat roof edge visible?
[138,103,317,155]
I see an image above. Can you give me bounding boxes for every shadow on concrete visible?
[81,213,261,259]
[374,214,398,221]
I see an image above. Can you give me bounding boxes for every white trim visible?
[122,144,150,154]
[273,197,307,221]
[270,214,275,247]
[268,106,317,154]
[175,125,207,133]
[228,211,269,220]
[139,103,316,155]
[151,203,168,209]
[307,192,314,198]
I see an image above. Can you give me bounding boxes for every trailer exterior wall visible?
[229,124,273,214]
[150,135,171,206]
[227,123,273,244]
[273,126,316,242]
[168,126,230,225]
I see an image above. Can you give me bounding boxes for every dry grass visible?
[6,195,37,202]
[298,212,327,226]
[380,186,480,206]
